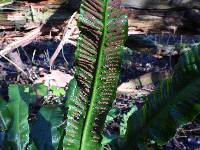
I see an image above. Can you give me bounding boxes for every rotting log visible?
[117,70,171,95]
[1,0,200,34]
[125,8,200,34]
[0,0,70,30]
[122,0,200,34]
[0,26,42,55]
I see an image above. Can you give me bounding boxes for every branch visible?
[49,12,78,68]
[0,25,43,56]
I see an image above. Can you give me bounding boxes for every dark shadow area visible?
[29,112,54,150]
[21,40,75,70]
[36,3,78,70]
[40,4,75,35]
[120,34,200,83]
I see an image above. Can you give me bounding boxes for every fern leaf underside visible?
[64,0,128,149]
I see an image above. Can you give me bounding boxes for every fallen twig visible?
[0,25,43,56]
[49,12,78,68]
[0,54,34,81]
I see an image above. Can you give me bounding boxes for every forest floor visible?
[0,34,200,149]
[1,2,200,148]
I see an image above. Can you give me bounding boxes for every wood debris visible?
[34,70,73,87]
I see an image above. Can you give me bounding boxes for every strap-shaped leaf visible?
[124,45,200,149]
[64,0,128,149]
[0,85,30,150]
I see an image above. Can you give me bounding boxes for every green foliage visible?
[120,105,137,136]
[0,0,128,149]
[0,85,30,150]
[175,43,200,54]
[63,0,128,149]
[29,84,48,97]
[2,1,200,150]
[100,107,121,149]
[119,45,200,149]
[105,107,121,124]
[0,84,66,150]
[29,105,65,150]
[51,86,66,97]
[101,101,138,149]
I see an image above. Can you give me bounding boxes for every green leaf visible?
[28,84,48,104]
[59,88,66,96]
[0,97,9,132]
[123,45,200,149]
[101,107,121,150]
[105,107,120,123]
[0,85,30,150]
[101,103,138,149]
[30,84,48,97]
[120,105,137,136]
[51,86,58,91]
[29,105,64,150]
[0,83,64,150]
[51,86,66,97]
[53,90,61,97]
[101,134,118,150]
[63,0,128,149]
[24,87,30,93]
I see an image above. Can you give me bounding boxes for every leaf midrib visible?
[80,0,109,150]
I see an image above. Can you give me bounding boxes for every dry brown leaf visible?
[35,70,73,87]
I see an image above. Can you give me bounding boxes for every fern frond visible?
[124,46,200,149]
[64,0,128,149]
